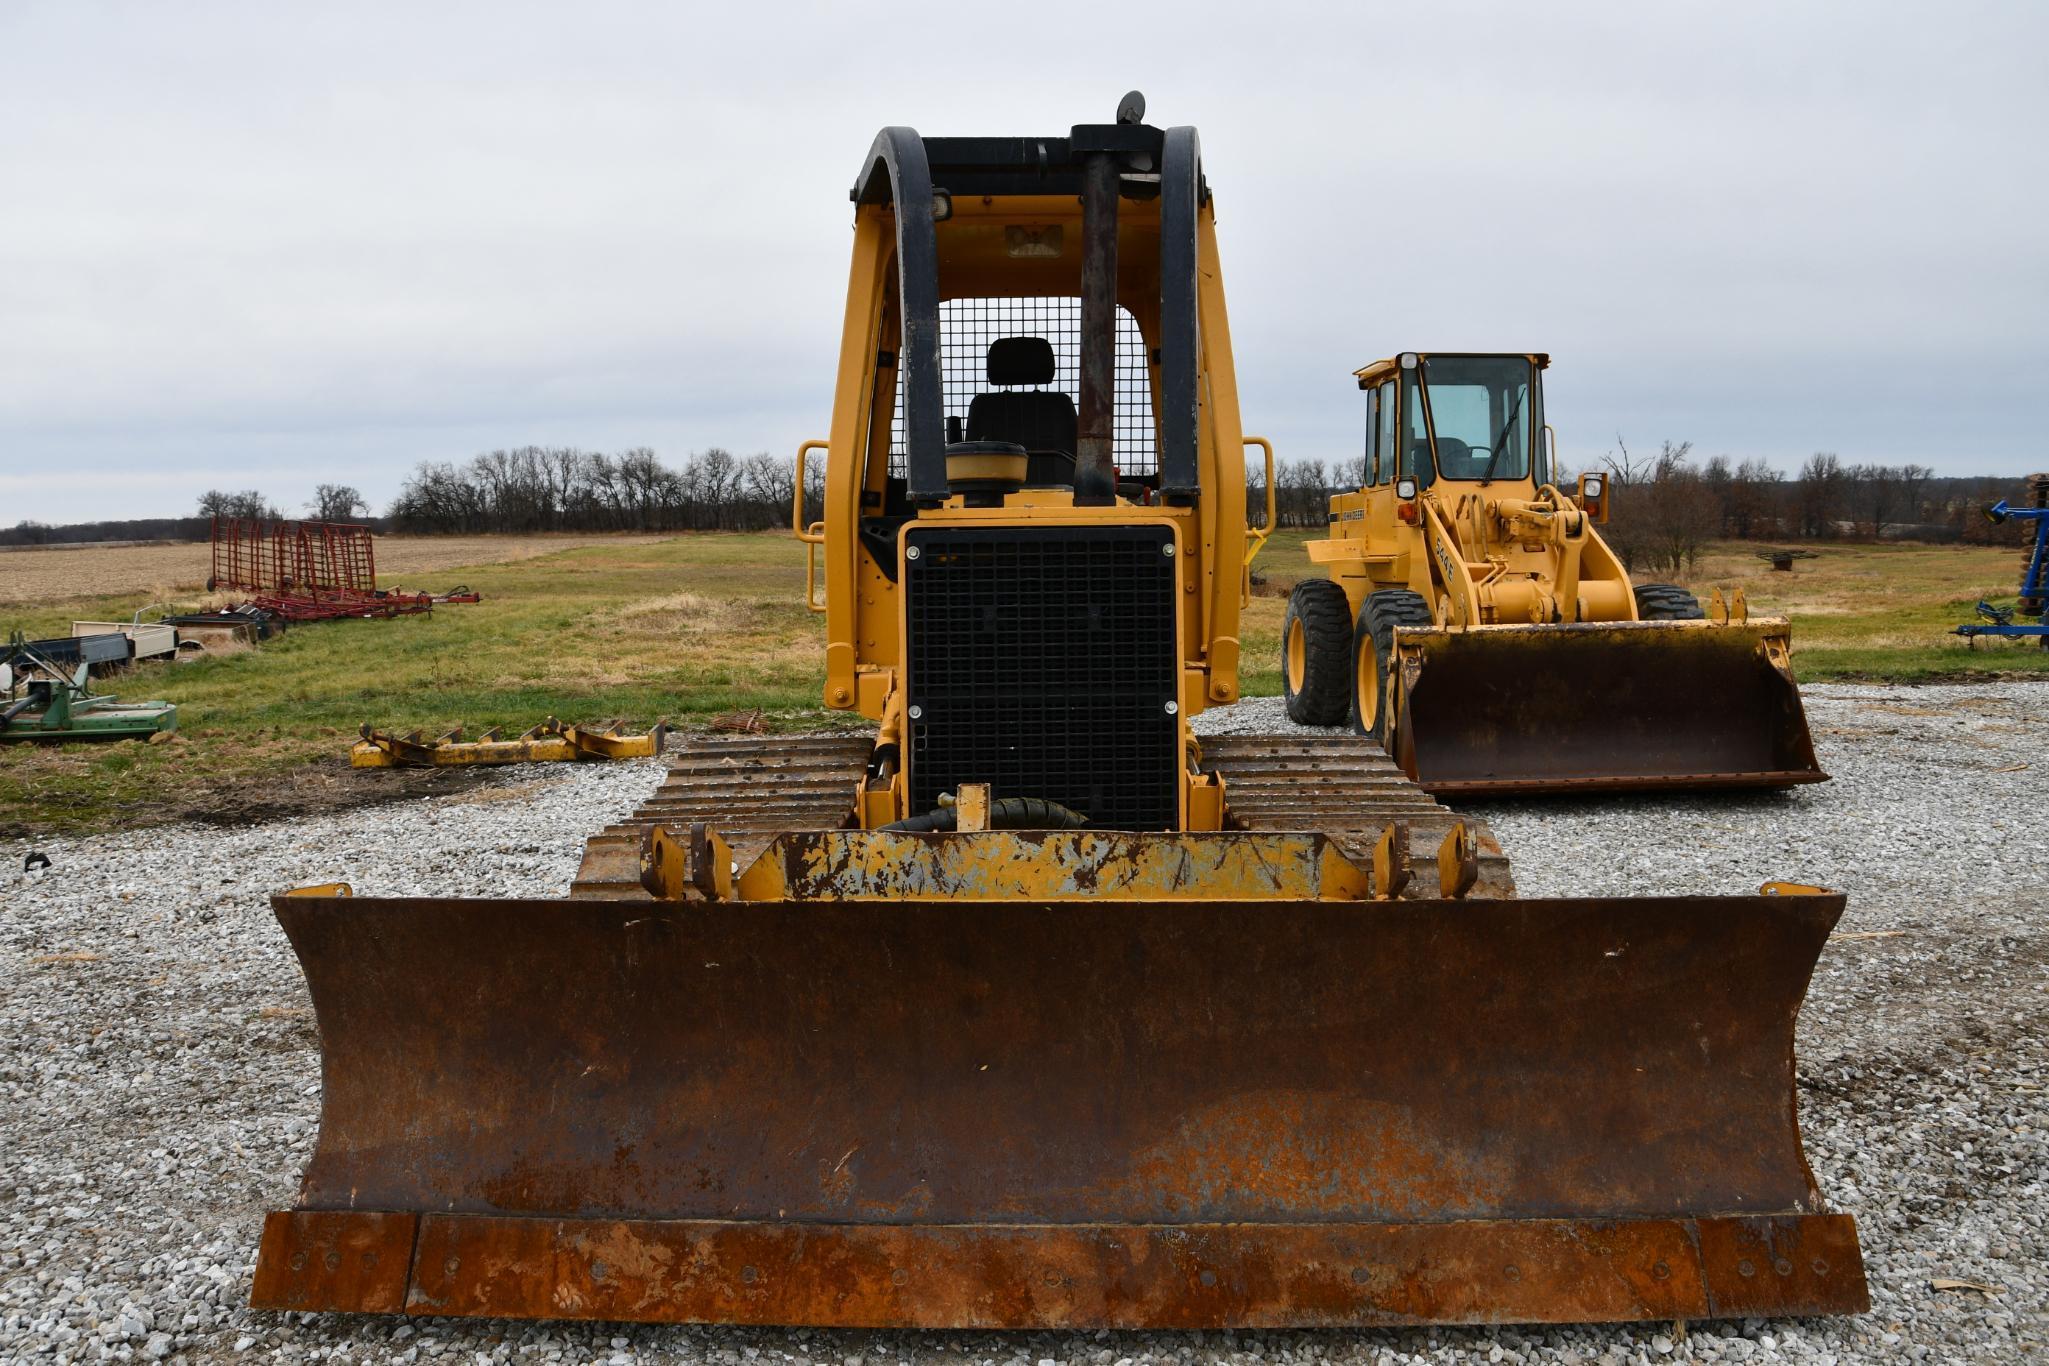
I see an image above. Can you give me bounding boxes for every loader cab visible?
[1357,352,1552,494]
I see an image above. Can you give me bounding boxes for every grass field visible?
[2,535,818,834]
[3,530,2043,834]
[0,532,674,607]
[1243,529,2049,685]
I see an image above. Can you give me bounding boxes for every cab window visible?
[1376,379,1397,485]
[1361,387,1378,487]
[1414,355,1535,482]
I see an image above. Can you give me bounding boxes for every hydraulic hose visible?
[881,796,1087,833]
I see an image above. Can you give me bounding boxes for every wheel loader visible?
[250,98,1865,1330]
[1282,351,1827,794]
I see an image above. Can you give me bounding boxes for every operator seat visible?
[1434,436,1479,479]
[964,337,1077,485]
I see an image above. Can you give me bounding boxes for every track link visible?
[571,734,870,898]
[1202,734,1514,897]
[572,731,1511,900]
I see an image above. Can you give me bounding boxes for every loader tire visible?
[1351,589,1433,745]
[1281,580,1355,726]
[1636,583,1706,620]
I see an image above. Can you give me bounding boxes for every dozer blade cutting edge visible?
[1393,619,1828,796]
[253,882,1866,1328]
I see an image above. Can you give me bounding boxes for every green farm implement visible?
[0,632,176,743]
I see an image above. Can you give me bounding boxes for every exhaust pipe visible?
[1074,148,1119,507]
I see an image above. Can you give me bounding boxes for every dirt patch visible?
[444,778,554,805]
[0,758,502,841]
[608,590,761,635]
[0,533,674,607]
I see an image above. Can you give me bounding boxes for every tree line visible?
[1247,442,2036,577]
[384,447,821,534]
[3,442,2036,551]
[1586,440,2019,575]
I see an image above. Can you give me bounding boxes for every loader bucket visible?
[253,885,1865,1328]
[1395,620,1827,795]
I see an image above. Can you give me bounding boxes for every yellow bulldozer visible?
[249,98,1864,1330]
[1282,351,1827,794]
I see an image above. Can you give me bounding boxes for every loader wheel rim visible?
[1286,619,1306,693]
[1357,635,1380,730]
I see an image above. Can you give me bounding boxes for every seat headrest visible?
[986,336,1056,386]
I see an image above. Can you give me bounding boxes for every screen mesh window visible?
[887,297,1158,479]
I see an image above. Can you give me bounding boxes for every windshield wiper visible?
[1479,386,1530,486]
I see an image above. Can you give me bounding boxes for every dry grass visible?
[1236,530,2049,693]
[0,533,673,607]
[1,532,827,835]
[5,528,2041,837]
[1665,540,2048,678]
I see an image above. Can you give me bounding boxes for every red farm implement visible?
[207,518,470,622]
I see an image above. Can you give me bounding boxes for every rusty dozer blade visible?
[1394,619,1827,796]
[253,881,1866,1328]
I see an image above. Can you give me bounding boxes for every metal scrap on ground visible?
[350,719,667,767]
[208,516,481,622]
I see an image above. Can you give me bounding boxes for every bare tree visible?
[308,484,369,522]
[1853,463,1906,537]
[1703,455,1733,535]
[1603,440,1713,575]
[1797,452,1846,538]
[742,452,796,524]
[199,489,278,521]
[1601,433,1657,487]
[1727,457,1783,538]
[1898,463,1933,528]
[1273,458,1332,528]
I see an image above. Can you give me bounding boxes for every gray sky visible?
[3,1,2045,524]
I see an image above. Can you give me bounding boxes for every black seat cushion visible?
[986,336,1057,385]
[966,391,1077,461]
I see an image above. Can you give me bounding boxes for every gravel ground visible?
[3,683,2044,1364]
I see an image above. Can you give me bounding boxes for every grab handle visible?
[1244,435,1276,561]
[794,440,827,613]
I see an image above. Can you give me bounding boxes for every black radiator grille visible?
[903,525,1180,831]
